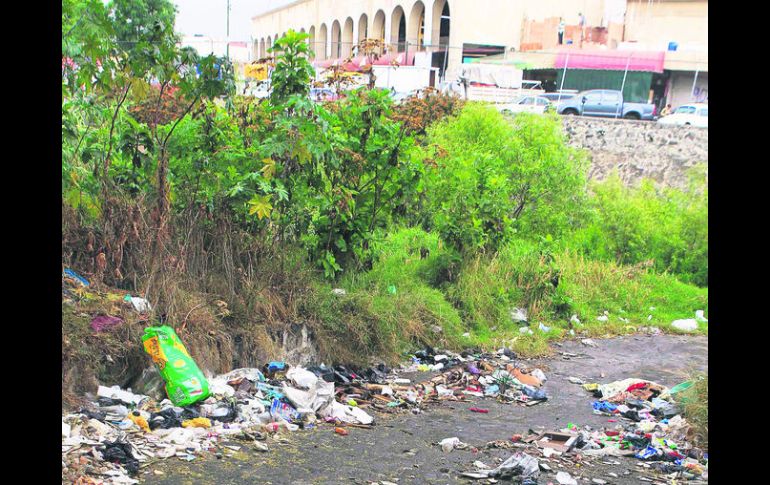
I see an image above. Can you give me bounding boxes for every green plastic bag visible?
[142,326,210,406]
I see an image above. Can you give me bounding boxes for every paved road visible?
[147,334,707,484]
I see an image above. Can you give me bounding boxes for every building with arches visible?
[250,0,581,81]
[250,1,707,103]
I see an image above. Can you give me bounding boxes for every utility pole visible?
[226,0,231,60]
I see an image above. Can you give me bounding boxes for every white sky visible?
[173,0,294,40]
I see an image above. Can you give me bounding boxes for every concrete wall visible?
[624,0,708,52]
[561,117,708,189]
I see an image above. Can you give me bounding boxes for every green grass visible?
[304,228,708,362]
[681,373,708,449]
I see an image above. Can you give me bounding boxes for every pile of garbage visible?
[384,346,549,407]
[63,329,551,484]
[568,377,708,480]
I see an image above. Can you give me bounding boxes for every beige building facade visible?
[251,0,610,80]
[251,0,707,106]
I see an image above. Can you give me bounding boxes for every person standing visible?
[558,18,565,45]
[578,12,586,46]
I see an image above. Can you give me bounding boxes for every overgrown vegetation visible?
[681,374,708,448]
[62,1,707,397]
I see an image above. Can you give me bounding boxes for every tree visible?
[269,30,314,105]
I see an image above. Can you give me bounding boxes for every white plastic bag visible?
[286,367,319,390]
[439,437,467,452]
[318,400,373,425]
[671,319,698,332]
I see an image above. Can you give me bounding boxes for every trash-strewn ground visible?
[147,334,707,484]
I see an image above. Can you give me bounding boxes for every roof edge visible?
[251,0,311,22]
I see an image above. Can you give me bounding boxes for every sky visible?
[173,0,294,41]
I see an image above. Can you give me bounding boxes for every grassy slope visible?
[309,228,707,362]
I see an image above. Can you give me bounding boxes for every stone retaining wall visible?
[561,117,708,189]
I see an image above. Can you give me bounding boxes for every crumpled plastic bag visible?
[439,437,468,452]
[318,400,373,425]
[282,378,334,414]
[671,319,698,332]
[598,378,667,401]
[463,452,539,480]
[286,367,319,390]
[216,368,266,383]
[207,378,236,398]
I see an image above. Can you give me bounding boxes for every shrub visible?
[420,104,588,253]
[570,173,708,286]
[390,87,465,136]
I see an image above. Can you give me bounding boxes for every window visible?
[602,91,621,104]
[584,92,601,103]
[535,98,550,106]
[698,108,708,117]
[676,106,696,114]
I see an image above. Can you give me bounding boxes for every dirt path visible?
[148,334,707,484]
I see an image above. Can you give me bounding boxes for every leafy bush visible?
[448,238,562,335]
[307,227,466,363]
[570,174,708,286]
[419,104,588,253]
[390,88,465,136]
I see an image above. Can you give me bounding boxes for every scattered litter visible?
[124,295,151,313]
[538,322,551,333]
[556,471,578,485]
[510,307,528,323]
[695,310,707,322]
[90,315,124,332]
[596,315,609,322]
[440,437,468,453]
[331,288,347,296]
[581,338,597,347]
[462,452,539,480]
[568,377,585,385]
[63,268,90,287]
[671,319,698,332]
[65,335,563,483]
[97,385,148,407]
[142,326,210,406]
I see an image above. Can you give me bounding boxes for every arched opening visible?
[342,17,354,58]
[266,35,272,54]
[357,14,368,45]
[408,1,426,50]
[318,23,328,60]
[331,20,341,58]
[259,38,266,58]
[391,6,406,53]
[372,10,386,42]
[431,0,450,77]
[308,26,316,58]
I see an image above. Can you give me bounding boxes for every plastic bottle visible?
[335,427,349,436]
[263,421,299,433]
[128,411,150,432]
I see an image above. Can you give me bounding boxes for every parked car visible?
[557,89,656,120]
[310,87,339,102]
[657,103,708,128]
[540,92,577,103]
[244,81,270,99]
[389,89,423,104]
[496,95,553,115]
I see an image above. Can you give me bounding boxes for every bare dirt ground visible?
[147,334,707,484]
